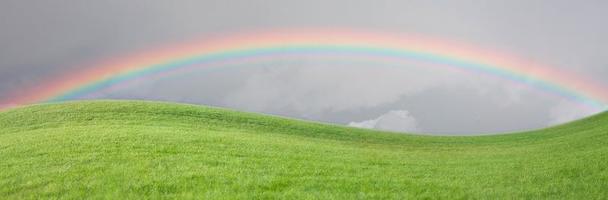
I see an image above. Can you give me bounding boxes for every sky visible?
[1,0,607,134]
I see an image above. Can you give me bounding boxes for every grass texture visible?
[0,100,607,199]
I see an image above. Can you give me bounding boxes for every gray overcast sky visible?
[1,0,607,134]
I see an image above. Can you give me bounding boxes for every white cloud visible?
[108,56,573,134]
[222,59,466,114]
[548,100,603,125]
[348,110,420,133]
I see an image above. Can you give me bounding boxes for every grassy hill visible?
[0,100,607,199]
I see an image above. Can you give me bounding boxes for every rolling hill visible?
[0,100,607,199]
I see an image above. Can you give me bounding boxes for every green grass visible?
[0,100,607,199]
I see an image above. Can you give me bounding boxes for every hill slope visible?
[0,101,607,199]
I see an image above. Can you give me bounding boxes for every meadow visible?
[0,100,606,199]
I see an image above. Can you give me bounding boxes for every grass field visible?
[0,100,607,199]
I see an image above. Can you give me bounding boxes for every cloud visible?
[548,100,603,125]
[348,110,420,132]
[222,60,465,115]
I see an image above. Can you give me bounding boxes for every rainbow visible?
[1,29,607,110]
